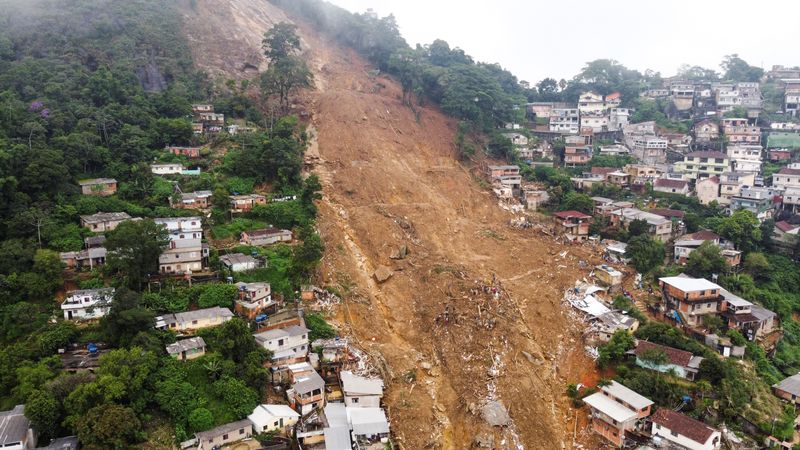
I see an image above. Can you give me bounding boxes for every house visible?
[151,163,186,175]
[80,212,133,232]
[155,307,234,333]
[632,340,703,380]
[254,325,310,368]
[673,230,739,265]
[774,220,800,246]
[782,187,800,213]
[608,108,630,131]
[549,108,580,134]
[552,210,592,242]
[630,135,668,165]
[610,208,672,242]
[171,190,212,210]
[0,405,35,450]
[166,336,206,361]
[564,136,593,166]
[341,371,384,408]
[693,119,719,143]
[79,178,117,196]
[594,265,622,291]
[192,122,204,134]
[198,112,225,127]
[591,311,639,343]
[85,235,106,248]
[653,178,689,195]
[220,253,259,272]
[166,146,201,158]
[235,282,275,318]
[580,114,609,133]
[721,118,761,145]
[59,247,107,270]
[718,172,756,206]
[726,145,762,174]
[720,290,778,342]
[487,165,520,181]
[248,404,300,435]
[195,419,253,450]
[730,186,779,221]
[659,276,723,328]
[348,407,390,446]
[650,408,721,450]
[773,167,800,190]
[578,92,605,115]
[229,194,267,213]
[774,373,800,406]
[583,381,652,446]
[240,228,293,246]
[695,176,720,205]
[592,198,634,216]
[522,189,549,210]
[61,288,114,321]
[192,104,214,114]
[313,337,349,364]
[34,436,78,450]
[598,144,630,156]
[674,151,729,180]
[155,217,207,274]
[607,171,630,187]
[289,370,326,415]
[624,163,660,182]
[769,149,792,162]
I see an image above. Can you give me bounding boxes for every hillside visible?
[180,0,601,447]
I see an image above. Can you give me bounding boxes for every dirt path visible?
[181,1,602,448]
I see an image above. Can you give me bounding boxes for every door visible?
[68,310,73,320]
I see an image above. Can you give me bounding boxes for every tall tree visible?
[260,23,314,112]
[627,235,664,274]
[105,219,169,290]
[685,241,728,278]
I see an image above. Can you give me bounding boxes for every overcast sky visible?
[328,0,799,84]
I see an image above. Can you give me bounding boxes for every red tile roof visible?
[591,167,616,175]
[651,408,717,445]
[777,168,800,176]
[605,92,621,101]
[634,341,693,367]
[776,221,799,233]
[682,230,720,241]
[553,210,591,220]
[654,179,688,190]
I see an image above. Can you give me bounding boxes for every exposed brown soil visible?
[181,1,604,448]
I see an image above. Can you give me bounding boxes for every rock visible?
[474,433,494,448]
[468,402,478,415]
[373,265,394,283]
[420,361,432,370]
[521,351,536,363]
[435,403,446,413]
[390,243,408,260]
[481,400,511,427]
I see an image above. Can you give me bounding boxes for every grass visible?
[767,132,800,149]
[234,244,294,298]
[211,218,268,239]
[184,357,237,426]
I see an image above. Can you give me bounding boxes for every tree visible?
[75,404,140,450]
[211,376,258,418]
[306,313,336,342]
[102,289,155,346]
[715,209,761,254]
[25,389,61,441]
[487,133,513,160]
[292,225,324,281]
[188,407,214,433]
[260,23,314,112]
[685,241,727,278]
[702,315,724,333]
[627,219,649,239]
[197,284,237,309]
[744,252,770,281]
[720,54,764,82]
[300,174,322,218]
[639,348,669,366]
[559,191,593,214]
[627,235,664,274]
[105,219,169,290]
[597,330,634,367]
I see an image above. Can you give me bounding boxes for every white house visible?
[253,325,310,368]
[248,404,300,435]
[219,253,259,272]
[155,217,207,274]
[61,288,114,321]
[651,408,721,450]
[348,407,390,444]
[340,371,384,408]
[151,163,186,175]
[0,405,35,450]
[773,168,800,190]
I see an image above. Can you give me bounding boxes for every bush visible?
[197,284,237,309]
[305,313,336,342]
[188,408,214,433]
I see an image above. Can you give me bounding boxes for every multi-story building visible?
[772,167,800,190]
[552,211,591,242]
[718,172,756,206]
[235,282,275,318]
[696,176,720,205]
[288,370,325,415]
[730,186,778,221]
[630,136,668,165]
[61,288,115,321]
[659,276,723,328]
[783,79,800,117]
[580,114,608,133]
[693,119,720,143]
[578,92,605,115]
[782,187,800,213]
[721,118,761,144]
[549,108,580,134]
[608,108,630,131]
[674,151,729,180]
[583,381,653,447]
[610,208,672,242]
[155,217,208,274]
[669,82,696,111]
[254,325,310,368]
[726,145,762,174]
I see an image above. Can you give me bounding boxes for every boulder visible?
[481,400,511,427]
[373,265,394,283]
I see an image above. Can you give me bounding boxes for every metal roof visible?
[292,370,324,395]
[165,337,206,355]
[0,405,28,446]
[602,381,653,410]
[348,407,390,436]
[324,426,351,450]
[659,276,721,293]
[341,371,384,396]
[775,373,800,396]
[582,392,638,423]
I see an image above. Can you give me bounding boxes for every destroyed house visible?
[552,210,591,242]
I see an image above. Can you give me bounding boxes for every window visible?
[353,397,359,403]
[192,320,198,325]
[274,421,279,426]
[239,428,245,435]
[671,430,678,437]
[655,424,661,429]
[223,434,228,440]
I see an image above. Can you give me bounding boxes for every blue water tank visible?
[255,314,268,322]
[87,343,98,355]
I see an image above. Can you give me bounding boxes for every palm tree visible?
[203,358,222,381]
